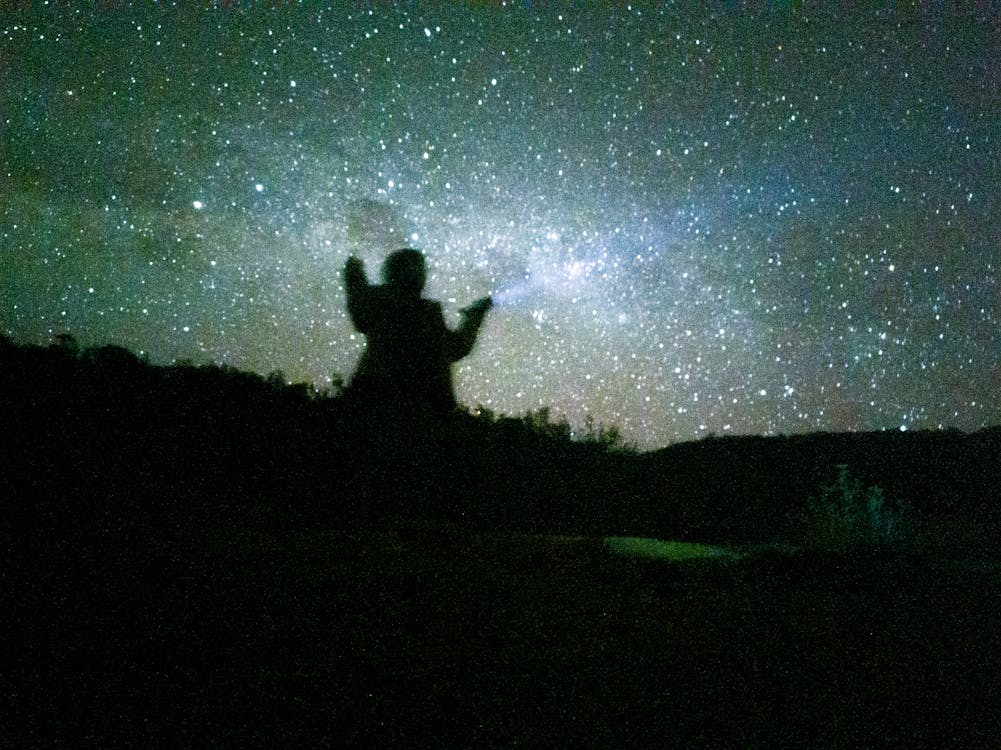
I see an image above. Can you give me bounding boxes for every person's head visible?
[382,248,426,295]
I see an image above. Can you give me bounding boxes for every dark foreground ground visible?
[7,509,1000,748]
[4,341,1000,746]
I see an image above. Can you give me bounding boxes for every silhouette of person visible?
[343,248,492,417]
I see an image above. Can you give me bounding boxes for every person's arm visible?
[343,256,374,331]
[446,296,492,362]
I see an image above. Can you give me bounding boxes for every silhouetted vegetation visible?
[1,336,643,538]
[805,463,910,549]
[3,334,999,543]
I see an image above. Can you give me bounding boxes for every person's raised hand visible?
[462,296,493,318]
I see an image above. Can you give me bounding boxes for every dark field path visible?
[7,519,1000,748]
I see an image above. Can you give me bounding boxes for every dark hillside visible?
[634,428,1001,546]
[3,336,998,543]
[1,337,636,537]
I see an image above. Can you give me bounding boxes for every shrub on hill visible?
[806,464,911,550]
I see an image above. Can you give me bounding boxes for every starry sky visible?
[3,4,999,450]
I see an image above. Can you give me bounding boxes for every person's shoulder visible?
[421,298,445,314]
[419,298,446,322]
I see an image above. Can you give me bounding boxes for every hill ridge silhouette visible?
[3,333,998,545]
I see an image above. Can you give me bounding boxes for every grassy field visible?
[8,511,1000,748]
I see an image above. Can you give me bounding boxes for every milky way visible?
[3,5,999,449]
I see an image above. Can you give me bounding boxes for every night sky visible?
[3,4,999,449]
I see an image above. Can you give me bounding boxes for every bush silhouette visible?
[806,464,910,549]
